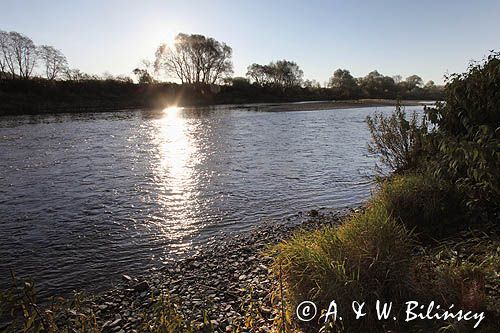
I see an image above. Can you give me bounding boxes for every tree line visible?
[0,30,132,82]
[0,30,443,115]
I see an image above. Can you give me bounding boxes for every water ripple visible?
[0,106,423,297]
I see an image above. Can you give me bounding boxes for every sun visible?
[163,105,182,114]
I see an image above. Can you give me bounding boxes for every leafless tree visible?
[0,31,38,79]
[38,45,68,80]
[0,31,8,79]
[154,33,233,84]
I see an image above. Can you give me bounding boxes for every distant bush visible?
[426,51,500,220]
[376,173,466,238]
[273,204,412,332]
[366,104,429,174]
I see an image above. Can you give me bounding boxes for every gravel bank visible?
[91,208,358,332]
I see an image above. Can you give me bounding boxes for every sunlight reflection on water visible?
[0,105,425,297]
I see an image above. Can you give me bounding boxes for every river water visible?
[0,105,423,297]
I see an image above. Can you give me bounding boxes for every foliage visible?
[154,33,233,84]
[328,69,360,99]
[376,173,466,238]
[272,204,412,332]
[246,60,304,89]
[0,272,98,332]
[425,52,500,219]
[366,103,428,174]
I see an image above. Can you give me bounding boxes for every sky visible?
[1,0,499,84]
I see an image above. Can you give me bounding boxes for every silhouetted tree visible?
[64,68,91,81]
[303,79,321,88]
[273,60,303,87]
[154,33,233,84]
[133,68,154,84]
[424,80,435,88]
[38,45,68,80]
[359,70,397,98]
[392,75,402,84]
[246,63,269,85]
[0,31,37,79]
[0,31,7,79]
[328,69,360,98]
[405,75,423,89]
[246,60,303,88]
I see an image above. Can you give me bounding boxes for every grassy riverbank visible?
[271,53,500,332]
[274,178,499,332]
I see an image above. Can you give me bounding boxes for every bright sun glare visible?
[163,106,181,114]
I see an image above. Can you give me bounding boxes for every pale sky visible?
[1,0,499,84]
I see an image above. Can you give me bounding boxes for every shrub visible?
[426,51,500,219]
[376,173,466,238]
[366,103,428,174]
[272,204,412,332]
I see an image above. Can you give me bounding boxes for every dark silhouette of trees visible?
[405,74,423,88]
[154,33,233,84]
[0,31,38,79]
[246,60,303,88]
[1,30,69,81]
[133,59,155,84]
[38,45,68,80]
[0,31,7,79]
[0,29,444,116]
[133,68,154,84]
[328,69,360,98]
[246,63,269,85]
[358,70,397,98]
[63,68,91,81]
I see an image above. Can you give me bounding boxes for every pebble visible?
[87,209,348,331]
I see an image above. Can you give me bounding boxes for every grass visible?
[410,230,500,332]
[0,271,98,333]
[272,203,412,332]
[271,173,499,332]
[375,173,466,239]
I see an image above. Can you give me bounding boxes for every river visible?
[0,105,424,297]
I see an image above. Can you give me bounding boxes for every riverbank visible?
[89,208,351,332]
[245,99,427,112]
[0,208,352,332]
[0,77,442,117]
[0,97,429,118]
[3,204,497,332]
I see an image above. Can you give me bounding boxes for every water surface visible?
[0,105,423,296]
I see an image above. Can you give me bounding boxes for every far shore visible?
[240,99,432,112]
[0,99,434,117]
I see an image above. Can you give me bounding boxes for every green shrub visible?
[426,51,500,219]
[366,103,429,174]
[376,173,466,238]
[273,204,412,332]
